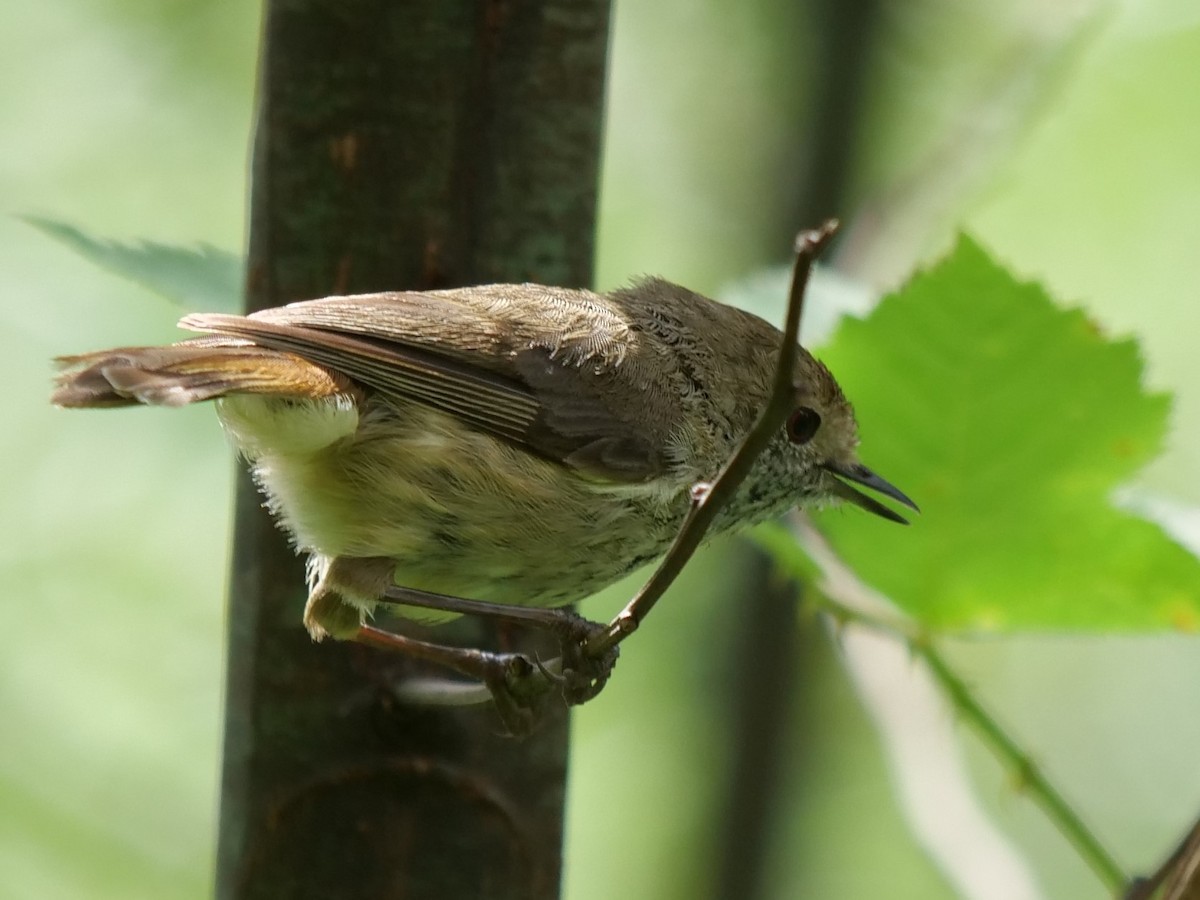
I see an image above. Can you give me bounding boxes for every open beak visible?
[821,461,920,525]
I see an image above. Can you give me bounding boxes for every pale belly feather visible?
[216,393,685,610]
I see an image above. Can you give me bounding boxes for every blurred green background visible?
[4,1,1199,898]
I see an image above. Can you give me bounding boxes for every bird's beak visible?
[821,461,920,525]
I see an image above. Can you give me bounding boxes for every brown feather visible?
[179,314,541,443]
[52,340,354,408]
[180,285,680,483]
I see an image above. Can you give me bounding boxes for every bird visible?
[52,277,916,666]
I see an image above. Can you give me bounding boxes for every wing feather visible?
[179,286,671,483]
[181,313,538,442]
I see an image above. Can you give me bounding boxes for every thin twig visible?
[398,221,838,710]
[1125,814,1200,900]
[585,219,840,657]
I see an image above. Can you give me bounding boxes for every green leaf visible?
[807,236,1200,631]
[25,216,242,311]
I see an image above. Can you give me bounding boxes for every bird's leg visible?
[379,584,619,705]
[352,624,553,735]
[303,557,557,730]
[306,556,617,717]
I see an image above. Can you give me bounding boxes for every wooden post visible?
[216,3,612,897]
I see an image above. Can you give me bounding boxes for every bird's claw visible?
[477,628,621,734]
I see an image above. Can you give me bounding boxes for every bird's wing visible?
[180,286,674,483]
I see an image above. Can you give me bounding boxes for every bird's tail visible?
[52,336,352,409]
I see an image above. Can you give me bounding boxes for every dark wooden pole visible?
[710,2,883,896]
[216,3,612,898]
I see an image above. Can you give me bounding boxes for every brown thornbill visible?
[52,268,916,714]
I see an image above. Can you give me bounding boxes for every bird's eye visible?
[786,406,821,445]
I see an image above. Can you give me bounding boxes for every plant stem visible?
[791,517,1128,895]
[915,640,1127,892]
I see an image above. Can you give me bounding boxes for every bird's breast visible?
[226,394,686,608]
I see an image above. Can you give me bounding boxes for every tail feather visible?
[52,338,355,409]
